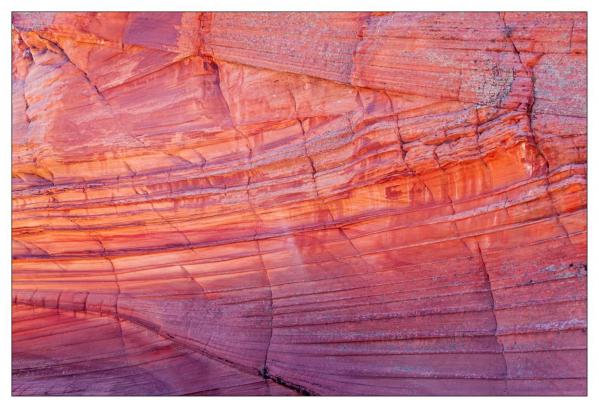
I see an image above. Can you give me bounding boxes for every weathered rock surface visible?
[12,12,587,396]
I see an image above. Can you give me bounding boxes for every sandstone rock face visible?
[12,12,587,396]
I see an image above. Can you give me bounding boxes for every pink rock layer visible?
[12,12,587,396]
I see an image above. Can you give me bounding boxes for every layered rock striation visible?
[12,12,587,395]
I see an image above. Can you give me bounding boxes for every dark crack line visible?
[289,86,337,226]
[496,14,572,248]
[431,147,471,253]
[476,241,508,394]
[255,240,274,381]
[33,31,148,150]
[180,265,206,294]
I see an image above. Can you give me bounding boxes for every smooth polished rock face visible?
[11,12,587,396]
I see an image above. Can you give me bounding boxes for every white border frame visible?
[1,1,594,407]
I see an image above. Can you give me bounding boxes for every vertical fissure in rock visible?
[476,241,508,394]
[256,240,274,379]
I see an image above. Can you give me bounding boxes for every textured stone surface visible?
[12,12,587,396]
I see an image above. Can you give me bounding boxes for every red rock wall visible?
[12,12,587,396]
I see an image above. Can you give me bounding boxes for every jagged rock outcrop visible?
[12,12,587,396]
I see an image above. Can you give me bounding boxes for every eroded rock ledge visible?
[12,12,586,396]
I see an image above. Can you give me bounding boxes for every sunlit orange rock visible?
[12,12,587,396]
